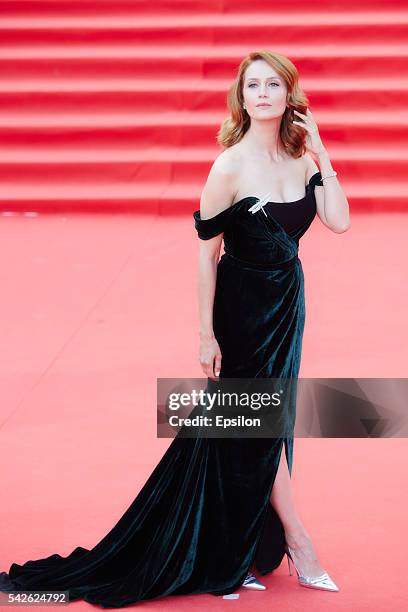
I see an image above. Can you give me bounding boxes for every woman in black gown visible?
[0,51,350,607]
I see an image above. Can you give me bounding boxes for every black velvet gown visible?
[0,171,323,608]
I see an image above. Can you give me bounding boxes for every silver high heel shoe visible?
[285,544,340,592]
[241,571,267,590]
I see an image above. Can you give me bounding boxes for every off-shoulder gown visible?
[0,172,323,608]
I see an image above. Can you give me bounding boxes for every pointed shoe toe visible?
[242,571,267,590]
[298,571,340,592]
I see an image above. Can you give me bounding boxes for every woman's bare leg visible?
[269,442,326,577]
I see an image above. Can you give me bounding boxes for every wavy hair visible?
[216,50,310,158]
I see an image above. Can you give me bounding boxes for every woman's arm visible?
[294,108,350,234]
[197,238,222,379]
[304,151,351,234]
[197,154,237,379]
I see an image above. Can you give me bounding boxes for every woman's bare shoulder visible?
[301,152,321,182]
[200,148,242,218]
[212,145,243,175]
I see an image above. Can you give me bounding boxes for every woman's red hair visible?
[217,50,310,158]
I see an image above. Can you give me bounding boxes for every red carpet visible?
[0,212,407,609]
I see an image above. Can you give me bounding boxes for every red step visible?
[0,179,406,215]
[1,45,407,79]
[0,110,406,148]
[1,13,408,45]
[0,77,407,113]
[0,145,406,185]
[1,0,403,17]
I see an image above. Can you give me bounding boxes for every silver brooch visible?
[248,192,272,216]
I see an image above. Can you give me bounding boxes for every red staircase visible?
[0,0,407,213]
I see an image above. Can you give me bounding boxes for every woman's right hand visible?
[199,333,222,380]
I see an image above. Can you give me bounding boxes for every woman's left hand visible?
[293,108,325,156]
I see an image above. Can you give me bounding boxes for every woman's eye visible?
[248,83,279,88]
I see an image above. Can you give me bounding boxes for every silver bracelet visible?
[321,171,337,182]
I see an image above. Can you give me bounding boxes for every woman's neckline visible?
[231,171,320,207]
[233,191,308,207]
[194,172,321,221]
[233,187,309,207]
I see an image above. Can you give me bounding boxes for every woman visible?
[194,50,350,593]
[0,50,350,607]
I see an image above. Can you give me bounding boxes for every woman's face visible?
[242,59,288,120]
